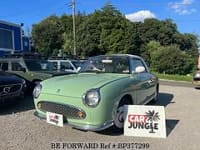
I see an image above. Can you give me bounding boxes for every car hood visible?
[41,73,128,97]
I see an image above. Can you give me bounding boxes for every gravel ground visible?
[0,84,200,150]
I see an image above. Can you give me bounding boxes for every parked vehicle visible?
[33,54,159,131]
[0,53,74,91]
[192,54,200,88]
[193,70,200,88]
[0,71,26,104]
[48,59,85,73]
[48,59,77,72]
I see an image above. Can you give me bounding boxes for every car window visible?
[71,60,83,68]
[24,59,54,71]
[25,60,42,71]
[0,62,8,71]
[130,58,147,73]
[51,62,58,70]
[80,56,130,74]
[11,62,23,71]
[60,62,74,70]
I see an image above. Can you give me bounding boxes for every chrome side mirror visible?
[134,66,145,73]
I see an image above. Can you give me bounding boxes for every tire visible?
[113,98,132,130]
[152,86,159,103]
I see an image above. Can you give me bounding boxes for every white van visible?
[48,59,83,73]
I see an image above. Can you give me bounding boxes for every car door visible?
[130,58,155,104]
[0,62,9,71]
[60,61,76,72]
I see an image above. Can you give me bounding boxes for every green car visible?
[33,54,159,131]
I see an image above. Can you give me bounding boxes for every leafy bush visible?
[150,45,194,75]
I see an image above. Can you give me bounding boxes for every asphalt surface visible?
[159,79,194,88]
[0,81,200,150]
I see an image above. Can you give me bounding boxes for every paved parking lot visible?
[0,84,200,150]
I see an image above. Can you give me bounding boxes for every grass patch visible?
[153,72,192,82]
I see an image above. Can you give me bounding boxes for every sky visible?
[0,0,200,37]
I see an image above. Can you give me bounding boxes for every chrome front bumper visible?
[193,80,200,86]
[34,111,114,131]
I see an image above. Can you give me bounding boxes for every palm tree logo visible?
[145,110,160,133]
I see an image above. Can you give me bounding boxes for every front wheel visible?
[113,98,132,130]
[151,87,159,103]
[114,106,124,129]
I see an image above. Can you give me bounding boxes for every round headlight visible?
[33,84,42,99]
[83,89,100,107]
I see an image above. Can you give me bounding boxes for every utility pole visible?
[72,0,76,56]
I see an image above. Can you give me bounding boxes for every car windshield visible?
[79,56,130,74]
[71,60,85,68]
[25,59,55,71]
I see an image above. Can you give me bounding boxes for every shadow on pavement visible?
[98,119,179,137]
[195,87,200,90]
[0,96,34,115]
[166,119,179,137]
[149,92,174,107]
[96,126,123,136]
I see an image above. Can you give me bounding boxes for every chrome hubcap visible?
[114,106,124,128]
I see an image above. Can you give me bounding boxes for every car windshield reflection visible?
[79,56,130,74]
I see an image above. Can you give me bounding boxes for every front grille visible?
[0,84,22,96]
[37,101,86,119]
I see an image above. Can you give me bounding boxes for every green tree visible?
[151,45,194,75]
[61,12,86,56]
[77,3,142,56]
[32,15,64,58]
[60,14,73,55]
[77,10,102,57]
[141,41,161,66]
[138,18,161,44]
[173,33,198,57]
[31,2,198,75]
[157,19,177,46]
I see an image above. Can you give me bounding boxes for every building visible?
[0,20,31,56]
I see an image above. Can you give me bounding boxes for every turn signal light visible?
[77,111,84,118]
